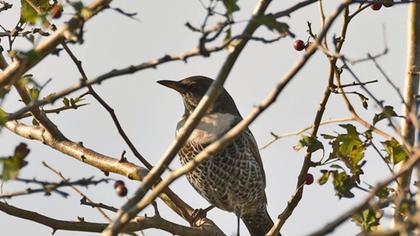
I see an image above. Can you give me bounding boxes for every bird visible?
[157,75,278,236]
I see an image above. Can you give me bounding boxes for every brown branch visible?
[5,120,149,182]
[80,197,119,213]
[394,1,420,226]
[102,0,275,235]
[272,0,319,18]
[0,201,214,235]
[13,103,88,119]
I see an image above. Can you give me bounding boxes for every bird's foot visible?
[190,205,215,226]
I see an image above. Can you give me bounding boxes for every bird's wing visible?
[224,116,267,187]
[242,128,266,186]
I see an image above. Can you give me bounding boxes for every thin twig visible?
[42,161,112,222]
[260,117,355,150]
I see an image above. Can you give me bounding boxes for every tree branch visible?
[0,201,216,235]
[102,0,274,235]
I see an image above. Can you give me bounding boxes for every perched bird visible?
[158,76,277,236]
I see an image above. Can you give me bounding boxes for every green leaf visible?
[382,140,408,165]
[28,87,40,100]
[2,143,30,180]
[329,124,366,180]
[352,207,382,232]
[63,97,70,107]
[20,0,51,24]
[339,124,359,136]
[357,93,369,110]
[0,107,7,127]
[375,187,390,199]
[330,164,344,170]
[318,170,330,185]
[373,105,398,125]
[332,171,356,198]
[293,135,324,153]
[321,133,336,140]
[254,15,290,36]
[224,28,232,44]
[222,0,239,16]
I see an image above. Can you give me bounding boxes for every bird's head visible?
[157,75,240,117]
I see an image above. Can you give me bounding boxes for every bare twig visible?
[80,197,119,213]
[61,42,150,169]
[260,117,355,150]
[367,54,405,105]
[0,176,109,199]
[42,161,112,222]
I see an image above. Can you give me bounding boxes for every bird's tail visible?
[241,207,281,236]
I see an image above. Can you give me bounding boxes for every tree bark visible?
[393,0,420,228]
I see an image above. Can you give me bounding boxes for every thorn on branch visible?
[119,150,128,162]
[152,201,160,216]
[185,22,201,32]
[111,7,139,20]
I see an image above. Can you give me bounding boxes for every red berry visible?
[305,173,314,185]
[383,0,394,7]
[293,40,305,51]
[114,180,125,189]
[371,2,382,11]
[50,3,63,19]
[116,185,128,197]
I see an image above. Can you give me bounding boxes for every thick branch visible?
[395,0,420,225]
[0,202,214,235]
[5,120,148,181]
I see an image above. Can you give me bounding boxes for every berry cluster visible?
[114,180,128,197]
[371,0,394,11]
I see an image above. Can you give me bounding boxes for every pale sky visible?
[0,0,411,235]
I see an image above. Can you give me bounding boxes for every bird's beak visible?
[157,80,186,93]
